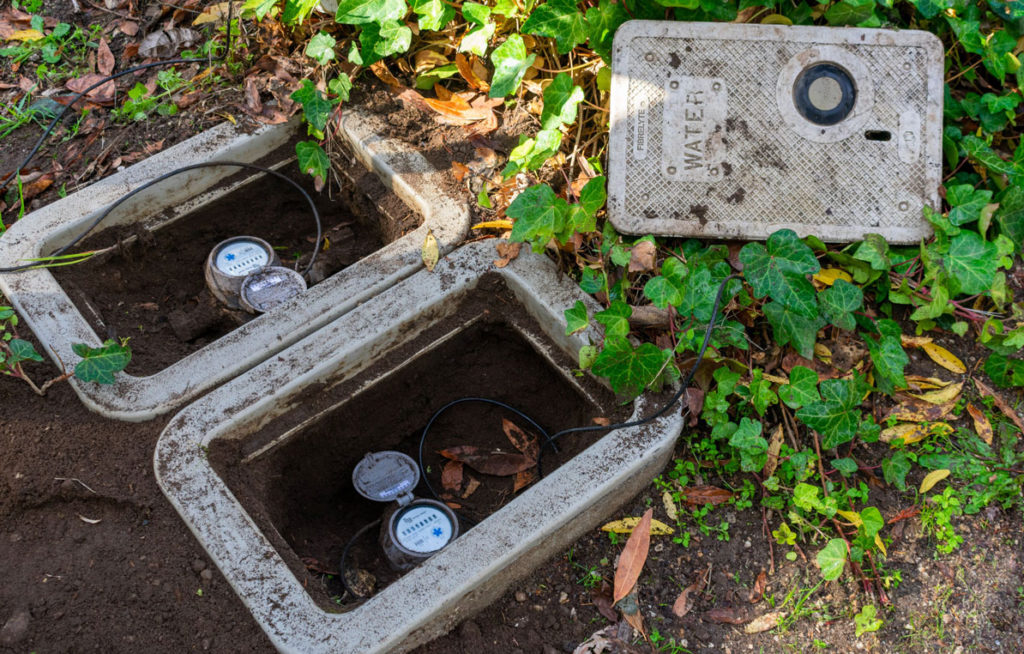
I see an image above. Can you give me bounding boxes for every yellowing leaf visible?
[763,424,784,479]
[919,469,950,493]
[8,29,45,41]
[601,517,674,536]
[909,381,962,405]
[921,342,966,374]
[873,533,887,556]
[881,422,952,445]
[813,268,852,286]
[883,399,956,423]
[422,229,439,272]
[814,343,832,364]
[966,403,993,445]
[900,335,933,348]
[471,219,514,231]
[836,510,863,527]
[192,1,239,24]
[902,374,952,390]
[662,491,678,522]
[762,373,789,385]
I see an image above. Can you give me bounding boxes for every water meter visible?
[351,451,460,571]
[205,236,307,313]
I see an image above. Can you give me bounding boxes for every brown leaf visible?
[138,28,200,59]
[883,397,956,423]
[613,508,652,604]
[493,241,521,268]
[502,418,540,461]
[19,173,53,200]
[671,565,709,618]
[592,417,612,426]
[438,445,535,476]
[462,475,481,498]
[413,49,448,74]
[966,403,994,445]
[423,97,494,125]
[679,486,734,506]
[621,606,644,637]
[744,611,785,633]
[763,425,784,479]
[974,378,1024,435]
[780,351,842,380]
[243,77,262,115]
[684,388,704,427]
[513,468,537,493]
[455,53,489,91]
[627,240,656,273]
[97,37,114,75]
[749,570,767,603]
[451,161,470,182]
[441,460,463,491]
[118,20,139,36]
[591,581,619,622]
[65,74,116,105]
[702,606,750,624]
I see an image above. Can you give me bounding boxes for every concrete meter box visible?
[607,21,944,244]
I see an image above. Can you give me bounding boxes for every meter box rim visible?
[608,20,944,245]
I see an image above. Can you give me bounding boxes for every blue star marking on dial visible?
[432,527,443,537]
[226,253,236,261]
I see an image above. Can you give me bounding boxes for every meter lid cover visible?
[352,451,420,503]
[239,266,307,313]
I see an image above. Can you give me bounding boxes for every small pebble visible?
[743,539,751,549]
[515,591,527,602]
[200,569,214,583]
[191,559,207,573]
[0,610,31,646]
[559,592,568,604]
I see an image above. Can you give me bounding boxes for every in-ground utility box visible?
[608,21,943,244]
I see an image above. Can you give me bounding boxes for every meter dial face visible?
[214,239,270,277]
[392,503,455,554]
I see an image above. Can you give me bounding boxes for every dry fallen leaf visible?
[493,240,521,268]
[966,403,994,445]
[503,418,539,461]
[441,460,463,491]
[66,74,116,105]
[462,475,481,498]
[922,342,966,374]
[812,268,852,286]
[883,397,956,422]
[612,508,652,604]
[763,424,784,479]
[438,445,535,476]
[974,378,1024,435]
[7,28,44,42]
[671,571,707,618]
[702,606,749,624]
[662,491,678,522]
[455,52,489,91]
[627,240,656,273]
[909,381,963,405]
[422,229,439,272]
[512,469,536,493]
[880,421,952,445]
[901,335,933,348]
[744,610,785,633]
[902,374,953,390]
[749,569,767,603]
[679,486,734,506]
[96,37,114,75]
[473,219,514,231]
[919,469,950,493]
[590,582,619,623]
[138,28,200,59]
[414,49,448,74]
[601,517,673,536]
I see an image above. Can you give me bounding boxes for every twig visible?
[54,477,98,494]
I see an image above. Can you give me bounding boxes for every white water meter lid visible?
[213,237,272,277]
[392,502,455,554]
[239,266,307,313]
[352,451,420,504]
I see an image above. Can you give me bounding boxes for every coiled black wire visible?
[338,517,382,600]
[0,161,323,275]
[1,4,235,197]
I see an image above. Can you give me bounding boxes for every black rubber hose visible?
[338,518,382,601]
[0,161,323,276]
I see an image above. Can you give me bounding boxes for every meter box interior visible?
[608,21,944,244]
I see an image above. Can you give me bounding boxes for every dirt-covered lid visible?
[352,451,420,504]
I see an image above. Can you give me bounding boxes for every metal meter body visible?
[607,21,944,244]
[352,451,460,571]
[205,236,307,313]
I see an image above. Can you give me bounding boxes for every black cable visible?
[0,3,235,196]
[338,517,381,600]
[0,161,323,276]
[417,273,740,499]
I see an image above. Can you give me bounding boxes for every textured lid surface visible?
[239,266,307,313]
[352,451,420,503]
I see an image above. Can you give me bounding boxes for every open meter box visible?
[607,21,943,243]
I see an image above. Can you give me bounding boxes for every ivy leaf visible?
[592,336,671,397]
[282,0,319,23]
[585,0,629,63]
[540,72,584,130]
[296,141,331,182]
[290,80,334,133]
[852,234,891,272]
[359,19,412,63]
[579,175,606,217]
[859,506,883,538]
[779,365,820,410]
[489,35,536,98]
[816,538,847,581]
[946,183,993,226]
[7,338,43,366]
[564,300,590,335]
[328,75,352,101]
[334,0,407,24]
[507,184,569,251]
[984,352,1024,387]
[882,452,911,491]
[594,301,631,337]
[854,605,884,637]
[461,1,491,24]
[944,231,997,295]
[728,417,767,472]
[994,186,1024,252]
[72,340,131,385]
[863,318,907,394]
[831,457,859,477]
[245,0,280,20]
[796,377,862,450]
[818,278,862,331]
[459,22,495,57]
[304,31,337,65]
[746,370,778,417]
[411,0,455,30]
[763,301,823,359]
[739,229,820,317]
[521,0,587,54]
